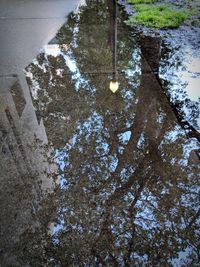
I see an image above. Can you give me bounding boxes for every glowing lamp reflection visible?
[109,81,119,93]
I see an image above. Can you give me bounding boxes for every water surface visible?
[0,0,199,266]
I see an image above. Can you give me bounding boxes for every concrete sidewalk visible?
[0,0,80,76]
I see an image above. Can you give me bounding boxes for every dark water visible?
[0,0,200,266]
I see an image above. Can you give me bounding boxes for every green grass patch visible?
[127,0,158,4]
[126,4,191,29]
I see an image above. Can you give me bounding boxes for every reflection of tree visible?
[26,1,200,266]
[26,0,138,148]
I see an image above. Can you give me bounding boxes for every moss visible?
[126,4,191,29]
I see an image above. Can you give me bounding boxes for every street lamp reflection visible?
[109,80,119,93]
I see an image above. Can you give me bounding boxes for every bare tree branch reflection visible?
[23,1,200,266]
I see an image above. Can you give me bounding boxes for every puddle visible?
[0,0,199,266]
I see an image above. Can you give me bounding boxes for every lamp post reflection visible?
[109,0,119,93]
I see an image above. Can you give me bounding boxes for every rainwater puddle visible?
[0,0,199,266]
